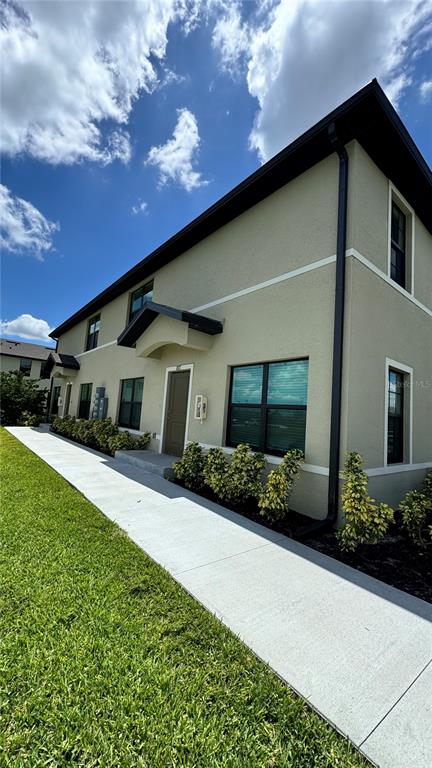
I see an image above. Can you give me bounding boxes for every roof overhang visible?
[50,79,432,340]
[45,352,80,377]
[117,300,223,354]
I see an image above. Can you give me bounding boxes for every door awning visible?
[45,351,80,376]
[117,300,223,348]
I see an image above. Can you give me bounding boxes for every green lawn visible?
[0,429,368,767]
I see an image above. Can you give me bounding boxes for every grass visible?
[0,429,369,767]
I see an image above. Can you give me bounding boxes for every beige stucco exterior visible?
[0,354,51,391]
[53,139,432,520]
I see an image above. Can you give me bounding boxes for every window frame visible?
[118,377,144,431]
[226,357,308,457]
[387,182,414,294]
[85,314,100,351]
[128,281,154,323]
[384,358,412,467]
[78,383,93,420]
[19,358,32,376]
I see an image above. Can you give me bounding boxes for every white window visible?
[387,182,414,294]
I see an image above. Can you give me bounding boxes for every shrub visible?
[337,452,394,552]
[259,449,304,522]
[17,411,42,427]
[218,444,265,506]
[422,470,432,499]
[0,371,48,425]
[173,442,205,490]
[399,487,432,548]
[204,448,229,499]
[51,416,151,457]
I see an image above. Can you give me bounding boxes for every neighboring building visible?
[0,339,53,389]
[48,80,432,520]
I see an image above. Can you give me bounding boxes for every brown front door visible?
[163,370,190,456]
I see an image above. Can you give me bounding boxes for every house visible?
[48,80,432,521]
[0,338,53,385]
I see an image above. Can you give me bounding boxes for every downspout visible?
[296,123,348,538]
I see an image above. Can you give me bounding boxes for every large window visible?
[227,359,309,455]
[86,314,100,351]
[118,378,144,430]
[78,383,92,419]
[129,282,153,322]
[390,202,406,288]
[387,369,405,464]
[19,358,32,376]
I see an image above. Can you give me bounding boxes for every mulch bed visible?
[172,480,432,604]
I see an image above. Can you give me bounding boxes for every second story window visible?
[390,201,406,289]
[129,281,153,322]
[86,314,100,351]
[19,358,32,376]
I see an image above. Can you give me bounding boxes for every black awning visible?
[117,300,223,348]
[46,351,80,373]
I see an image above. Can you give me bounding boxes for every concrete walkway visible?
[6,427,432,768]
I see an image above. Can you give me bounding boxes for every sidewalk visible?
[7,427,432,768]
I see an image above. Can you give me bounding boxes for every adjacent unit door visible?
[64,383,72,416]
[163,370,190,456]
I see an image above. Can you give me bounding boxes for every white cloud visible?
[419,79,432,101]
[131,200,148,215]
[0,184,59,260]
[212,0,432,162]
[212,3,250,73]
[0,314,53,342]
[146,108,208,191]
[0,0,190,165]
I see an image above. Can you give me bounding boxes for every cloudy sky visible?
[1,0,431,344]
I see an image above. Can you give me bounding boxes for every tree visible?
[0,371,48,425]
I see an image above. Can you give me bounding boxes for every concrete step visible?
[114,449,176,479]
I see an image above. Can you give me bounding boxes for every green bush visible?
[399,480,432,548]
[337,452,394,552]
[203,447,229,498]
[17,411,42,427]
[204,444,265,506]
[224,444,265,506]
[51,416,151,457]
[0,371,48,425]
[258,449,304,522]
[173,442,205,490]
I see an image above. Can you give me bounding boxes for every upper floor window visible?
[226,359,309,455]
[86,314,100,351]
[390,202,406,288]
[19,358,32,376]
[129,281,153,323]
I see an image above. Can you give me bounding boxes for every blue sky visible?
[1,0,431,346]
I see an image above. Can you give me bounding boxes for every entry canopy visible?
[117,300,223,349]
[45,351,80,377]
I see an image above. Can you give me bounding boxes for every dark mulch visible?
[173,480,432,604]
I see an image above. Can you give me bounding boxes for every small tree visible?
[0,371,48,426]
[258,449,304,522]
[173,442,205,491]
[337,452,394,552]
[399,471,432,548]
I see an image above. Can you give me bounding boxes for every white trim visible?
[384,357,413,468]
[76,340,117,358]
[387,180,415,296]
[118,426,145,436]
[159,364,194,454]
[190,255,336,313]
[367,461,432,477]
[196,443,329,474]
[347,248,432,318]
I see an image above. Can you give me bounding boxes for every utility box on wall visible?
[92,387,108,420]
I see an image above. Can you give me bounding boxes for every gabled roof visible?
[0,338,55,361]
[117,301,224,348]
[45,351,80,373]
[51,79,432,340]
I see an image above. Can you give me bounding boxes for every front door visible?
[163,370,190,456]
[64,383,72,416]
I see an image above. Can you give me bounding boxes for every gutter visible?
[296,123,348,538]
